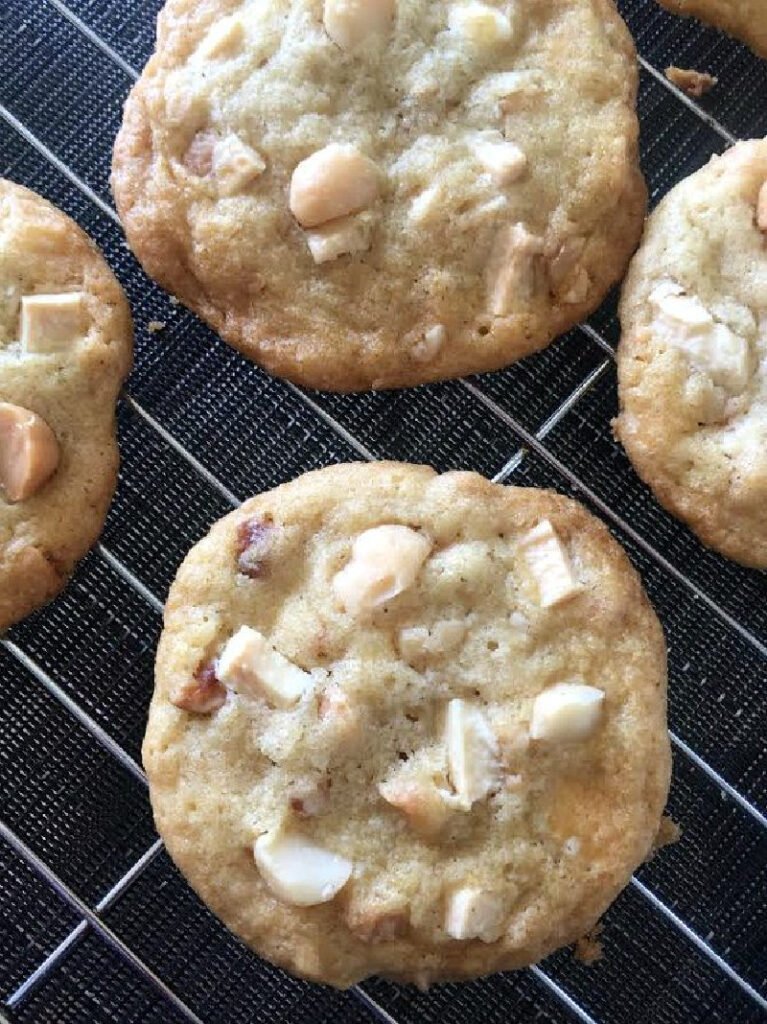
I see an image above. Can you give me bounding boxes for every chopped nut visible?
[333,524,431,615]
[446,699,499,809]
[213,136,266,195]
[757,181,767,232]
[651,814,682,855]
[517,519,581,608]
[217,626,313,707]
[665,66,717,98]
[254,828,352,906]
[236,518,275,578]
[448,3,512,48]
[183,130,217,176]
[198,14,246,59]
[323,0,395,49]
[305,213,373,263]
[378,776,453,835]
[411,323,447,361]
[20,293,85,353]
[472,132,527,185]
[445,887,505,942]
[0,403,60,503]
[530,682,604,742]
[171,659,226,714]
[487,223,544,315]
[348,907,410,943]
[289,776,331,817]
[289,144,380,228]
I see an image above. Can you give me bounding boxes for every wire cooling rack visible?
[0,2,765,1022]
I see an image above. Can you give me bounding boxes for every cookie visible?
[144,462,670,988]
[112,0,646,392]
[0,181,133,630]
[656,1,767,59]
[616,140,767,568]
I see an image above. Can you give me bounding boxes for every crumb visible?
[665,66,717,98]
[574,922,603,965]
[147,320,166,334]
[169,295,180,306]
[652,814,682,853]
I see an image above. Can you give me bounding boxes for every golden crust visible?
[145,462,670,988]
[656,0,767,58]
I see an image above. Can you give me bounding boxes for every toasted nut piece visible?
[445,698,499,809]
[448,3,512,48]
[757,181,767,232]
[217,626,313,707]
[473,133,527,185]
[306,213,373,263]
[323,0,395,50]
[333,524,431,615]
[171,659,226,714]
[348,907,410,943]
[0,403,60,503]
[198,14,245,59]
[488,223,544,315]
[518,519,581,608]
[445,887,505,942]
[20,293,85,353]
[378,777,453,836]
[213,136,266,195]
[254,828,352,906]
[289,144,380,228]
[236,518,275,578]
[665,66,717,98]
[530,682,604,742]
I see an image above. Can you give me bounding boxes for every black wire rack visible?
[0,2,766,1022]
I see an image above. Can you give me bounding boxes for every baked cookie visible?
[113,0,646,391]
[0,181,133,630]
[616,140,767,568]
[656,1,767,59]
[144,462,670,988]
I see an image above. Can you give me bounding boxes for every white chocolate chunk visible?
[213,136,266,195]
[306,214,372,263]
[217,626,312,707]
[448,3,512,48]
[20,293,85,353]
[757,180,767,232]
[0,403,60,502]
[488,223,543,315]
[323,0,395,50]
[473,133,527,185]
[398,619,465,662]
[445,888,505,942]
[445,698,499,810]
[378,775,454,835]
[254,829,352,906]
[289,144,379,228]
[650,283,750,393]
[198,14,245,59]
[518,519,581,608]
[530,682,604,742]
[333,524,431,615]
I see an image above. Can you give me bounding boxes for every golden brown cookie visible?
[0,181,133,629]
[656,0,767,59]
[144,462,670,988]
[616,140,767,568]
[113,0,646,391]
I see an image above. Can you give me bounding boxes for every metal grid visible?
[0,1,765,1021]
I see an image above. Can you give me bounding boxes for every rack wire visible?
[0,2,765,1022]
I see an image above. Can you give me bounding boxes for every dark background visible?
[0,1,765,1022]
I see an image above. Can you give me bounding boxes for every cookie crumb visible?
[169,295,180,306]
[665,66,717,98]
[147,320,166,334]
[652,814,682,854]
[574,922,603,964]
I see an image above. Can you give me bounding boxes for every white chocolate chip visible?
[445,698,499,810]
[333,524,431,615]
[323,0,395,50]
[649,283,750,393]
[517,519,581,608]
[216,626,313,707]
[289,144,380,228]
[448,3,512,48]
[445,888,505,942]
[473,133,527,185]
[0,403,60,503]
[398,619,465,663]
[488,223,544,315]
[305,214,373,263]
[213,136,266,195]
[378,776,454,836]
[757,181,767,232]
[197,14,245,59]
[530,682,604,742]
[20,293,85,353]
[254,829,352,906]
[412,323,447,361]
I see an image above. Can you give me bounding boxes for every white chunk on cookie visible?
[398,619,465,662]
[289,144,380,228]
[333,524,431,614]
[20,292,85,353]
[378,774,454,835]
[0,402,60,503]
[217,625,313,707]
[445,698,499,809]
[445,887,505,942]
[488,223,543,315]
[213,136,266,195]
[448,3,513,49]
[197,14,245,59]
[306,214,373,263]
[518,519,581,608]
[649,283,750,393]
[530,682,604,742]
[473,132,527,185]
[323,0,395,50]
[757,181,767,232]
[254,828,352,906]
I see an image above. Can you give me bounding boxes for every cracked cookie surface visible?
[616,140,767,568]
[0,180,133,629]
[112,0,646,391]
[145,462,670,988]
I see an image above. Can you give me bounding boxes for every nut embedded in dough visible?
[445,887,505,942]
[217,625,313,706]
[254,828,353,906]
[0,402,60,503]
[487,223,544,315]
[171,659,226,714]
[333,524,431,614]
[323,0,395,50]
[530,682,604,742]
[448,3,513,49]
[517,519,582,608]
[445,698,500,809]
[289,144,380,228]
